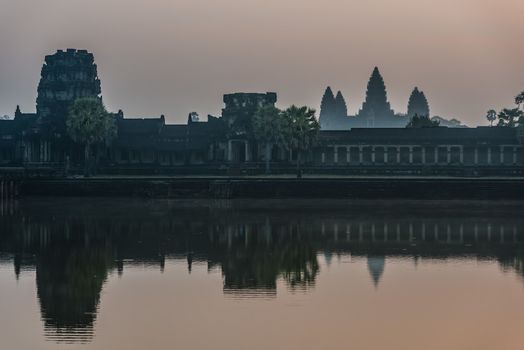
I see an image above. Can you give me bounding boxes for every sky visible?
[0,0,523,126]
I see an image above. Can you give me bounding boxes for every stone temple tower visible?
[319,87,349,129]
[357,67,395,126]
[319,87,335,129]
[407,87,430,118]
[36,49,102,131]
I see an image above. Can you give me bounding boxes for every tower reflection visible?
[0,199,523,342]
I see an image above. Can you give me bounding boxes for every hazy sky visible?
[1,0,523,125]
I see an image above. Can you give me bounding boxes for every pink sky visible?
[0,0,523,125]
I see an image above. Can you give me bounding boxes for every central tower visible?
[357,67,395,126]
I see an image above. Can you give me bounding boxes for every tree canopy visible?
[67,98,116,145]
[283,105,319,177]
[497,108,523,127]
[515,91,524,109]
[253,106,287,144]
[406,114,440,128]
[486,109,497,126]
[67,98,116,176]
[493,91,524,127]
[253,105,287,174]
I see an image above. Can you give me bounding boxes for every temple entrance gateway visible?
[228,140,248,163]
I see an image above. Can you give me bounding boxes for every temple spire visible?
[319,86,336,128]
[365,67,388,107]
[320,87,335,115]
[407,87,430,118]
[334,91,348,118]
[358,67,394,122]
[15,105,21,118]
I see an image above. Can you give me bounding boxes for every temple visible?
[320,67,410,129]
[319,67,465,129]
[0,49,523,176]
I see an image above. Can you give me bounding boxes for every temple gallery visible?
[0,49,522,176]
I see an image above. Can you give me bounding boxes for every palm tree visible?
[283,105,320,178]
[67,98,117,176]
[486,109,497,126]
[516,91,524,110]
[253,105,286,174]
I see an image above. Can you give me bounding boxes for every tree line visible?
[486,91,524,128]
[253,105,319,176]
[486,91,524,143]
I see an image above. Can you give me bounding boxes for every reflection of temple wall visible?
[2,203,524,265]
[0,200,524,341]
[2,207,523,260]
[317,219,523,245]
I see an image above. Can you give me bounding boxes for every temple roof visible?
[117,117,164,136]
[161,124,187,138]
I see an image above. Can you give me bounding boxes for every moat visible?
[1,198,524,350]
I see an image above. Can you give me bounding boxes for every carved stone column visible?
[244,141,249,162]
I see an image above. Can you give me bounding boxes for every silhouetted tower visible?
[319,87,348,129]
[334,91,348,118]
[407,87,430,118]
[36,49,102,131]
[357,67,395,125]
[319,86,335,128]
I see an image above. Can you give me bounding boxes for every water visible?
[1,198,523,350]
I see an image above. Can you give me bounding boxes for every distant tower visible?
[319,87,335,129]
[36,49,102,131]
[334,91,348,118]
[407,87,430,118]
[319,87,348,129]
[357,67,395,123]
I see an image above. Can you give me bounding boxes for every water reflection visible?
[367,256,385,287]
[0,199,523,343]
